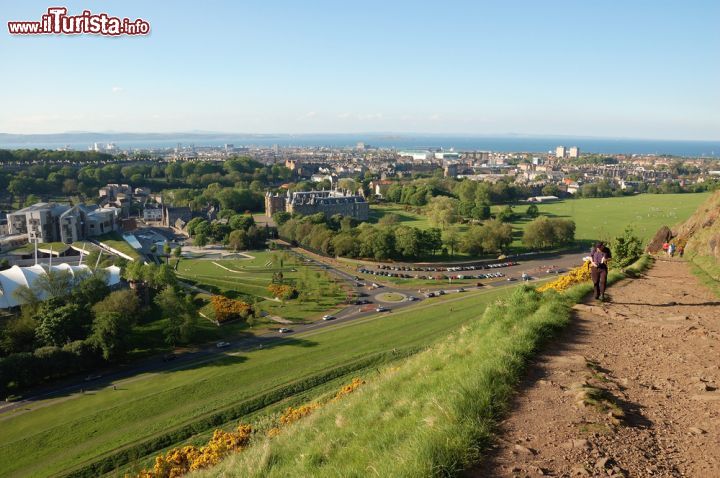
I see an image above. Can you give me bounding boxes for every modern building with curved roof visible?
[0,264,121,308]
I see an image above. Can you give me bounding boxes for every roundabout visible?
[374,292,407,303]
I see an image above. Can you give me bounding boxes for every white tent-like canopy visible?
[0,264,121,309]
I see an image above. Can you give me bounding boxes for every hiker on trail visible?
[669,243,676,257]
[679,245,685,258]
[590,242,611,301]
[662,242,669,255]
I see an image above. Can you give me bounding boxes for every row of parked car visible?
[373,261,519,273]
[358,268,506,280]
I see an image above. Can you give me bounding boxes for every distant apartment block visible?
[5,202,122,244]
[556,146,580,159]
[265,190,369,221]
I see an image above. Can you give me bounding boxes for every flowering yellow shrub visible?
[210,295,253,323]
[332,377,365,402]
[132,425,252,478]
[537,261,592,293]
[279,403,321,425]
[132,378,365,478]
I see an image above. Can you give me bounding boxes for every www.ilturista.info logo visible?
[8,7,150,36]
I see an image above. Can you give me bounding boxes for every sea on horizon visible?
[0,134,718,157]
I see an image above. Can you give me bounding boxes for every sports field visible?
[0,286,513,478]
[176,251,346,322]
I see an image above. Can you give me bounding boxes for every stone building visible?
[264,190,369,221]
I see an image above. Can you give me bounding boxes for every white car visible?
[322,315,336,321]
[216,341,231,348]
[278,328,291,333]
[376,306,390,312]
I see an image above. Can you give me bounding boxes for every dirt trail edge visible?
[470,259,720,478]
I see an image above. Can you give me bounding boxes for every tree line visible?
[0,263,193,398]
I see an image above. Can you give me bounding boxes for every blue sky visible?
[1,0,718,139]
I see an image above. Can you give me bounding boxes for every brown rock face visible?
[646,225,673,253]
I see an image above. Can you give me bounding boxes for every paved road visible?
[0,249,586,415]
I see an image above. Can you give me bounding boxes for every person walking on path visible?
[669,242,676,257]
[679,245,685,258]
[590,242,611,301]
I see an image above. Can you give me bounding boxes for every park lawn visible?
[372,194,708,251]
[504,192,710,247]
[0,285,514,478]
[176,251,347,322]
[369,203,433,229]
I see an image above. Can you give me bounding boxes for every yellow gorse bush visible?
[133,425,253,478]
[131,378,365,478]
[536,261,592,293]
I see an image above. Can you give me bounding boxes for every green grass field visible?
[0,286,514,478]
[370,193,709,251]
[176,251,346,322]
[507,193,710,246]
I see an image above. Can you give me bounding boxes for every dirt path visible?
[470,259,720,478]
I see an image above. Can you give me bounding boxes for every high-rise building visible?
[568,146,580,158]
[555,146,566,158]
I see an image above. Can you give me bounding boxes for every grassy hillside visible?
[193,286,573,477]
[0,286,514,478]
[190,259,651,478]
[676,190,720,296]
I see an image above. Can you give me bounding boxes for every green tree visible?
[91,311,134,362]
[394,226,421,258]
[426,196,459,229]
[526,204,540,218]
[228,229,249,251]
[92,289,141,325]
[497,205,515,222]
[522,217,576,249]
[442,226,461,256]
[35,301,88,347]
[194,232,208,248]
[611,227,644,267]
[155,287,197,346]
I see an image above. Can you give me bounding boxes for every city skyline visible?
[1,1,719,140]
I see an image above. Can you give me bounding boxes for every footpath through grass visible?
[0,286,513,478]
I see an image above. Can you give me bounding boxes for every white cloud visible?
[111,86,124,94]
[357,113,383,120]
[337,112,351,119]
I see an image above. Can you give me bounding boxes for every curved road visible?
[0,248,585,416]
